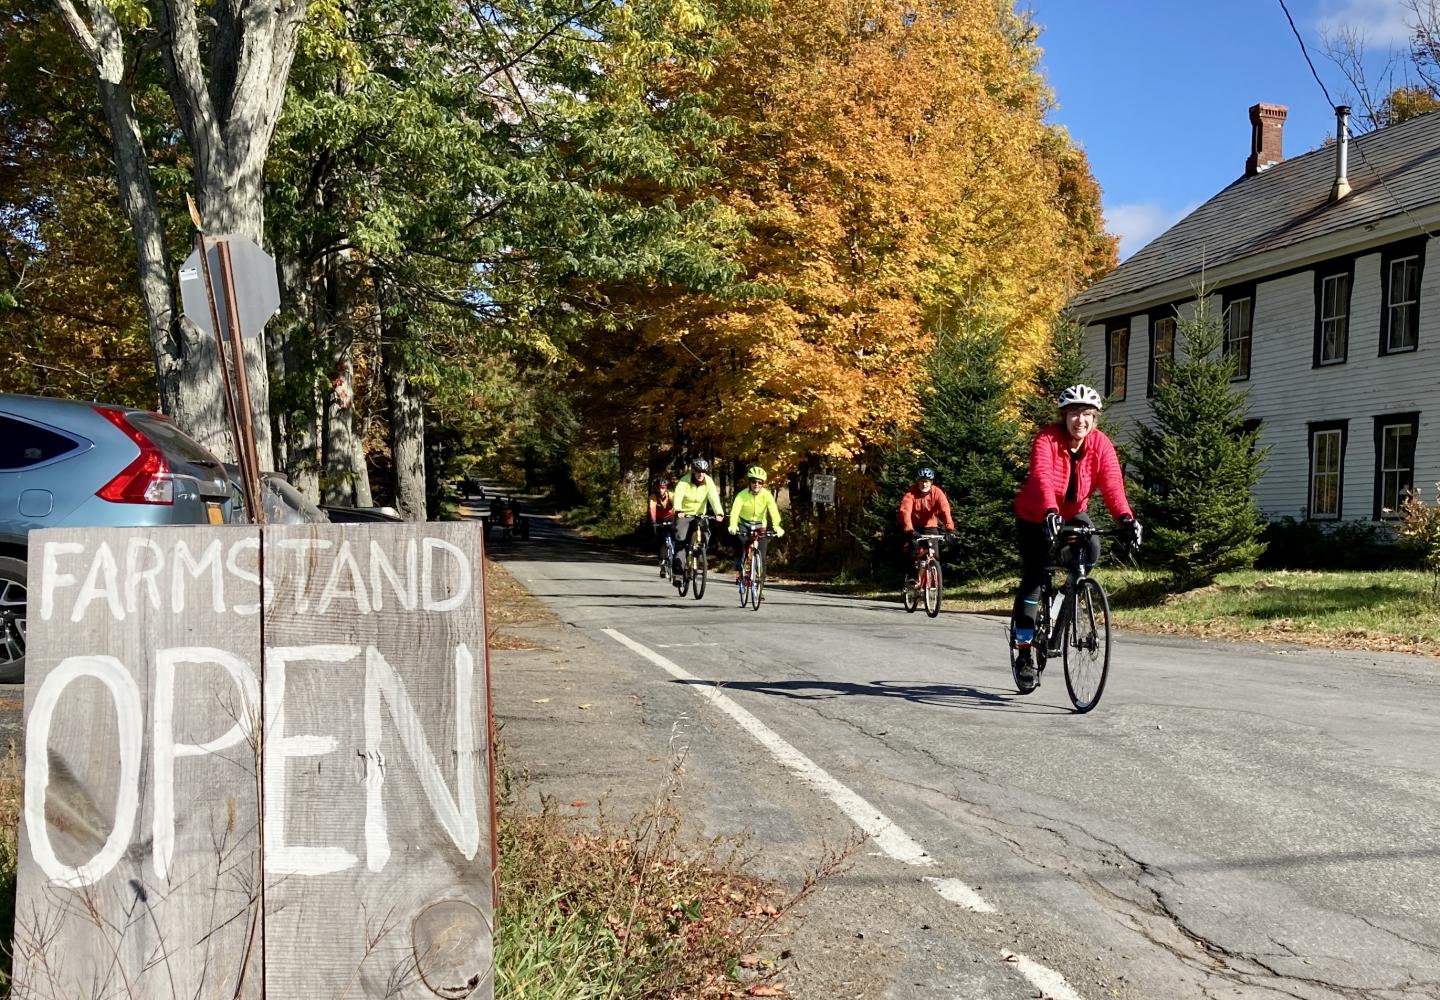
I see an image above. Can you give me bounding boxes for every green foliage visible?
[1130,300,1267,589]
[566,446,648,540]
[866,324,1026,582]
[920,328,1026,581]
[1021,314,1093,433]
[1258,517,1415,571]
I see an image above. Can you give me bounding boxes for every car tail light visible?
[93,406,175,504]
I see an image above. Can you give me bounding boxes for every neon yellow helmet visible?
[746,465,767,481]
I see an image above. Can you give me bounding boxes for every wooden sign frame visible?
[13,522,496,1000]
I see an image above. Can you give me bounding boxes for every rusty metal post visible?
[192,229,257,521]
[216,239,266,524]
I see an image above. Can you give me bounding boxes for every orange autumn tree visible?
[570,0,1114,495]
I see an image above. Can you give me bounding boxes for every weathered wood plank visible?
[13,521,494,1000]
[260,522,493,1000]
[15,526,265,1000]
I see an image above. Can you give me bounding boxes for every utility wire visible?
[1275,0,1436,240]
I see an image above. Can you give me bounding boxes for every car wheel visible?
[0,555,26,683]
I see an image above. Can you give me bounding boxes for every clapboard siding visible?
[1083,236,1440,522]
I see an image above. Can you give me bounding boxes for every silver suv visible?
[0,393,234,681]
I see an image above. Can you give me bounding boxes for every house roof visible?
[1070,109,1440,315]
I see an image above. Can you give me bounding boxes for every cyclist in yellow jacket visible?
[728,465,783,580]
[671,459,725,577]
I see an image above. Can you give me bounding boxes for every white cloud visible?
[1317,0,1413,46]
[1105,201,1200,261]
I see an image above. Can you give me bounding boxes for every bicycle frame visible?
[911,532,943,581]
[1035,528,1100,657]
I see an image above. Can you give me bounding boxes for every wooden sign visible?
[14,523,495,1000]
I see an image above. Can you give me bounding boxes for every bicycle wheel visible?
[692,544,708,600]
[922,557,942,617]
[738,549,752,608]
[748,547,765,611]
[678,548,692,596]
[1063,577,1111,713]
[902,560,919,613]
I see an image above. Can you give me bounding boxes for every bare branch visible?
[51,0,100,64]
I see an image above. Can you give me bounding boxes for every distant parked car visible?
[321,505,405,523]
[0,393,235,682]
[226,465,329,525]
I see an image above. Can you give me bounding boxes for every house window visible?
[1149,315,1176,395]
[1308,421,1347,520]
[1386,256,1421,353]
[1106,324,1128,401]
[1379,239,1424,355]
[1373,412,1419,518]
[1223,294,1253,380]
[1316,271,1350,365]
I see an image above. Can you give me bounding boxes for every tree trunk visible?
[381,288,427,521]
[54,0,304,468]
[278,256,321,498]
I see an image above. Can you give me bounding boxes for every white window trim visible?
[1319,273,1348,365]
[1379,422,1415,517]
[1225,296,1253,380]
[1310,428,1343,520]
[1386,255,1420,353]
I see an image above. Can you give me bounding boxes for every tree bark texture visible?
[381,292,427,522]
[53,0,306,468]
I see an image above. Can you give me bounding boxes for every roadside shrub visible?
[1256,517,1414,571]
[1398,483,1440,589]
[567,446,646,540]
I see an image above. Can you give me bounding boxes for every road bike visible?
[1008,524,1113,713]
[902,530,946,618]
[737,525,768,610]
[675,516,716,600]
[656,519,677,580]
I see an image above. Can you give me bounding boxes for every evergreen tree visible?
[866,324,1026,582]
[1021,314,1093,433]
[1131,301,1267,588]
[921,329,1027,581]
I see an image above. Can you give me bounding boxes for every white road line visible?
[923,876,995,913]
[1003,951,1088,1000]
[602,627,1089,1000]
[602,627,933,866]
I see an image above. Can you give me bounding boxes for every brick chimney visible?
[1246,103,1288,175]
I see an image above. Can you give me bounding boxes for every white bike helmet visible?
[1057,384,1103,411]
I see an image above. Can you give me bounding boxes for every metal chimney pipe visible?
[1331,105,1352,202]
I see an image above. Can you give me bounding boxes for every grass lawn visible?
[944,568,1440,655]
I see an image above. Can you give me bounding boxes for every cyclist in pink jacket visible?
[1012,384,1141,689]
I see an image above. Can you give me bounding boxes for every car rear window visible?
[125,412,225,468]
[0,415,84,470]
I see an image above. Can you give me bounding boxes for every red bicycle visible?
[737,525,768,610]
[902,530,946,618]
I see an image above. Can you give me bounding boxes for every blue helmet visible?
[917,467,935,482]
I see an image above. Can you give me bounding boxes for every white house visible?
[1069,103,1440,523]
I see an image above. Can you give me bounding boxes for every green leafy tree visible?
[1130,301,1267,588]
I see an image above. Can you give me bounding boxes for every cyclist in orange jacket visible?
[897,467,954,580]
[648,479,677,577]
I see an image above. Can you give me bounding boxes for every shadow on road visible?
[674,677,1072,714]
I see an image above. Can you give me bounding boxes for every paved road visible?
[499,518,1440,999]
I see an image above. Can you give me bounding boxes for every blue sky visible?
[1032,0,1417,259]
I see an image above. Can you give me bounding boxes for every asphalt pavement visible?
[492,514,1440,1000]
